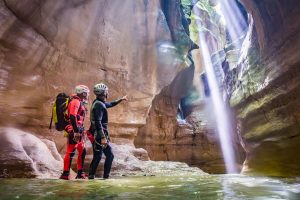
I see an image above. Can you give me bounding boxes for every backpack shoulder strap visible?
[49,110,53,129]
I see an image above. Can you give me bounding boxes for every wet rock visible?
[0,127,63,178]
[0,127,203,178]
[80,143,206,177]
[79,143,148,176]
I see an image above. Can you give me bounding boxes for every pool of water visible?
[0,175,299,200]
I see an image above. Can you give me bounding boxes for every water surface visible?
[0,175,299,199]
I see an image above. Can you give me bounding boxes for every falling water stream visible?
[192,0,242,173]
[197,35,237,173]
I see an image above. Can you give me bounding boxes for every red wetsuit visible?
[63,95,86,174]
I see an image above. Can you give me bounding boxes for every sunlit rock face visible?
[228,0,300,176]
[0,0,195,177]
[0,0,184,134]
[0,128,63,178]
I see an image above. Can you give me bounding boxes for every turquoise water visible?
[0,175,299,200]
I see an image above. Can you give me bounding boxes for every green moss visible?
[173,30,192,54]
[229,86,245,107]
[181,0,193,20]
[244,119,291,140]
[229,45,265,107]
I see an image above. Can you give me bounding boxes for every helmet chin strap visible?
[78,92,89,101]
[96,92,108,100]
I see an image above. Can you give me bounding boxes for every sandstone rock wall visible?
[0,0,184,134]
[229,0,300,176]
[135,0,246,174]
[0,0,203,177]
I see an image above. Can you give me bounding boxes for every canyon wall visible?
[229,0,300,176]
[0,0,191,177]
[135,0,245,173]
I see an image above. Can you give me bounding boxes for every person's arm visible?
[93,102,105,139]
[105,95,127,108]
[69,99,80,133]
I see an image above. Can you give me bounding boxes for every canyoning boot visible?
[59,171,70,180]
[103,175,109,179]
[88,174,95,179]
[75,173,87,179]
[75,171,87,179]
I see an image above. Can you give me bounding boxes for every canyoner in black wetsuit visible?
[88,83,127,179]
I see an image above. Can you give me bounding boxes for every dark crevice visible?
[160,0,198,54]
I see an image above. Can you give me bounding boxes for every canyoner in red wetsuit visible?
[60,85,90,180]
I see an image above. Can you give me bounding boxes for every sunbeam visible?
[216,0,248,47]
[191,0,250,173]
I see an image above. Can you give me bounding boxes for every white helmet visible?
[75,85,90,95]
[93,83,108,95]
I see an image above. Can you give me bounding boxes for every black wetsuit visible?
[88,98,122,178]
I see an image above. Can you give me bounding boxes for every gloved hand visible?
[95,133,102,143]
[106,132,111,142]
[100,137,108,149]
[78,126,84,134]
[73,132,81,143]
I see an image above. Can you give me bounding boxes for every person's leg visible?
[61,143,76,179]
[102,144,114,179]
[88,142,102,179]
[76,141,87,178]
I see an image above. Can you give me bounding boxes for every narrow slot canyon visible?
[0,0,299,199]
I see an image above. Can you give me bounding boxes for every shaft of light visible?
[217,0,248,46]
[192,0,238,173]
[200,36,237,173]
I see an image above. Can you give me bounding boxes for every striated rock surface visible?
[227,0,300,176]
